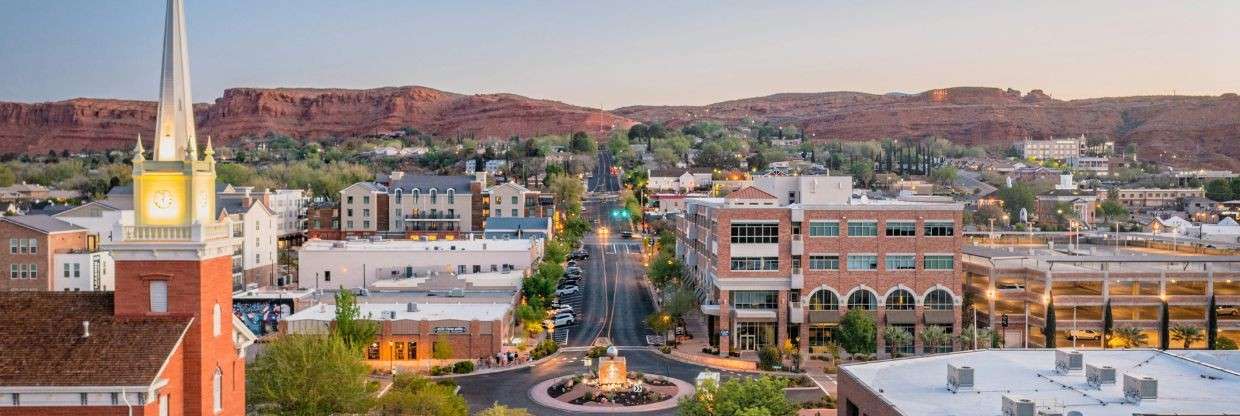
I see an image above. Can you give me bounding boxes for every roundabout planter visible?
[528,373,694,413]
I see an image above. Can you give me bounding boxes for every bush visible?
[452,361,475,374]
[586,345,609,359]
[429,366,451,376]
[758,347,782,371]
[660,346,672,354]
[1218,337,1239,350]
[530,340,560,360]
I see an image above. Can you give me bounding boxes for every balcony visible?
[121,222,231,242]
[790,234,803,255]
[789,301,804,323]
[791,267,804,289]
[403,212,461,222]
[701,302,721,316]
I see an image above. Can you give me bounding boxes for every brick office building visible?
[0,215,93,292]
[676,176,964,358]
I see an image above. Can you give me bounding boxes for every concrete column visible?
[913,307,925,353]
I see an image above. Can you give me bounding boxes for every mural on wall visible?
[234,300,291,336]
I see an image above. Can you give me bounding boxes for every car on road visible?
[620,231,633,239]
[555,286,581,296]
[1067,329,1102,341]
[551,315,576,326]
[571,249,589,260]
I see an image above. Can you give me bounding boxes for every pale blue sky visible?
[1,0,1236,108]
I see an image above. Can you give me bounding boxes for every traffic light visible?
[1001,314,1009,327]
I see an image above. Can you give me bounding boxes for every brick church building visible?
[0,0,256,414]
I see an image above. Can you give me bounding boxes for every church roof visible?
[0,292,191,387]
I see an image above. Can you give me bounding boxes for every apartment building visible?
[1021,136,1085,160]
[218,185,307,239]
[297,237,540,290]
[218,197,278,290]
[486,181,555,219]
[1114,188,1205,208]
[339,182,389,236]
[676,176,964,357]
[0,215,95,291]
[962,244,1240,349]
[53,250,114,292]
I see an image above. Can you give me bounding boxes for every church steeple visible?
[153,0,197,162]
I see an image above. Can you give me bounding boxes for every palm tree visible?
[959,324,994,350]
[1113,327,1148,348]
[883,327,913,356]
[921,325,951,354]
[1170,325,1205,349]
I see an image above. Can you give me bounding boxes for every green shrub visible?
[452,361,475,374]
[758,346,782,371]
[1218,337,1239,350]
[429,366,451,376]
[530,340,560,360]
[586,345,609,358]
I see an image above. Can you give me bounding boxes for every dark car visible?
[620,231,633,239]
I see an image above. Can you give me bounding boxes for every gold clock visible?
[153,190,175,210]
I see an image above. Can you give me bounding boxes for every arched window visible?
[429,189,438,204]
[411,188,420,202]
[212,303,221,336]
[394,188,402,203]
[807,289,839,310]
[447,189,455,204]
[925,289,955,310]
[885,289,916,310]
[847,290,877,310]
[212,368,223,412]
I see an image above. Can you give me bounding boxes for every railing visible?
[121,222,233,242]
[403,212,461,221]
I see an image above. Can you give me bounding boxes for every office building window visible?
[729,257,779,271]
[9,264,16,278]
[8,239,15,254]
[807,290,839,310]
[885,222,916,236]
[28,239,36,254]
[925,289,955,309]
[362,196,370,204]
[847,221,878,236]
[846,290,877,310]
[924,221,955,236]
[730,222,779,244]
[885,290,916,310]
[808,221,839,236]
[924,255,954,270]
[885,255,916,271]
[346,196,354,204]
[807,255,839,270]
[847,255,878,271]
[511,209,518,217]
[730,290,778,309]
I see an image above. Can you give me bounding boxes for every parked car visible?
[551,305,574,314]
[567,260,578,268]
[552,314,576,326]
[996,282,1025,291]
[556,286,581,296]
[566,266,583,273]
[1218,305,1239,316]
[1068,329,1102,341]
[571,249,590,260]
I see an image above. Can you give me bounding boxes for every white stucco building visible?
[298,237,542,290]
[53,251,115,292]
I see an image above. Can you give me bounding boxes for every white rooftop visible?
[301,237,533,252]
[284,301,510,322]
[842,349,1240,416]
[369,270,524,290]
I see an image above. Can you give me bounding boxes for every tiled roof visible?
[389,175,473,193]
[0,292,191,387]
[1,215,85,233]
[725,186,778,200]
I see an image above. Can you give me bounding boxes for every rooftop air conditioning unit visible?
[947,363,974,391]
[1055,350,1083,373]
[1001,396,1036,416]
[1123,374,1157,401]
[1086,364,1116,388]
[1037,411,1064,416]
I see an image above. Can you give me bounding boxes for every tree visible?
[882,326,912,355]
[921,325,951,353]
[432,334,454,360]
[477,403,533,416]
[677,377,795,416]
[569,132,596,154]
[647,313,673,342]
[929,165,958,186]
[958,324,997,350]
[333,289,378,352]
[1044,294,1057,348]
[1205,179,1236,202]
[247,335,375,414]
[837,309,877,355]
[1096,200,1129,223]
[996,183,1037,221]
[847,159,875,187]
[1103,300,1114,349]
[376,375,468,416]
[1208,295,1218,349]
[663,287,698,322]
[1112,327,1148,348]
[547,174,585,207]
[1170,325,1205,349]
[0,165,15,187]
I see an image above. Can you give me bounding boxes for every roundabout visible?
[527,346,695,413]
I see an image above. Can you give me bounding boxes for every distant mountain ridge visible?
[1,85,1237,169]
[614,87,1240,169]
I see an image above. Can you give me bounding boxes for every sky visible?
[1,0,1237,109]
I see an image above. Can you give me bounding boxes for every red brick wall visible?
[836,369,903,416]
[114,255,245,416]
[0,407,133,416]
[0,222,88,291]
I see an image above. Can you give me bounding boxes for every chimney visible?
[82,321,90,338]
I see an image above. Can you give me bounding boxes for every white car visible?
[1218,306,1239,316]
[1068,329,1101,341]
[551,305,574,314]
[555,286,581,296]
[552,315,576,326]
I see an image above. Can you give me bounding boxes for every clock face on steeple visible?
[153,190,176,210]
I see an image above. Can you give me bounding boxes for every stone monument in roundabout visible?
[529,345,694,412]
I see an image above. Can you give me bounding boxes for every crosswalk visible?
[607,243,642,254]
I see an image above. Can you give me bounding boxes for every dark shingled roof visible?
[1,215,85,233]
[0,292,191,387]
[388,175,473,193]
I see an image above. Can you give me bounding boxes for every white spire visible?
[153,0,197,162]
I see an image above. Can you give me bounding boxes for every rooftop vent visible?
[947,363,974,391]
[1002,396,1035,416]
[1086,364,1116,388]
[1123,374,1157,401]
[1055,350,1083,373]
